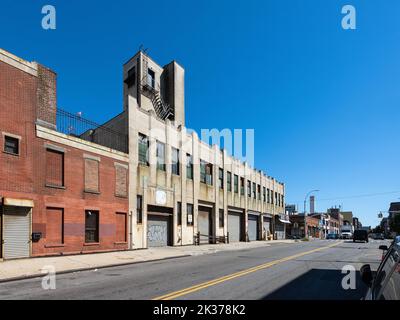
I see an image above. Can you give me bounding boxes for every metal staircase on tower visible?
[140,53,174,121]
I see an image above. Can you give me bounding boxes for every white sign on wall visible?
[155,190,167,205]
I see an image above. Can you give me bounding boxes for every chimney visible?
[310,195,315,214]
[36,64,57,129]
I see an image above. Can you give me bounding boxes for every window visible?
[219,209,224,228]
[172,148,180,175]
[84,157,100,193]
[46,208,64,244]
[257,185,261,200]
[240,177,245,195]
[227,172,232,192]
[234,175,239,193]
[186,154,193,179]
[263,187,266,202]
[115,164,128,197]
[138,133,149,165]
[187,204,194,226]
[267,189,270,203]
[274,192,278,205]
[177,202,182,226]
[116,212,127,243]
[125,67,136,89]
[200,160,213,185]
[85,210,99,243]
[247,181,251,197]
[147,68,155,88]
[137,195,143,224]
[46,149,64,187]
[253,182,256,199]
[4,136,19,155]
[156,141,166,171]
[219,168,224,189]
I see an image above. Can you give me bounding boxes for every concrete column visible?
[128,96,138,249]
[143,176,148,248]
[165,120,172,188]
[213,145,219,238]
[192,131,200,234]
[149,111,157,186]
[180,128,187,244]
[223,150,228,238]
[244,162,249,242]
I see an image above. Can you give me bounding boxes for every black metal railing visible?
[56,109,128,153]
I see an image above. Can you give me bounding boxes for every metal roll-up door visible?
[198,207,212,244]
[275,220,285,240]
[3,206,31,259]
[248,214,258,241]
[147,215,171,247]
[263,217,271,239]
[228,211,241,242]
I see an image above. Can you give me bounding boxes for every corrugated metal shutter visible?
[198,207,211,244]
[3,206,30,259]
[228,211,241,242]
[248,214,258,241]
[263,217,271,238]
[147,215,170,247]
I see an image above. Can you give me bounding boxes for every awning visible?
[263,213,273,219]
[2,197,34,208]
[279,218,291,224]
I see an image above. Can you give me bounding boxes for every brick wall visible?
[0,56,129,258]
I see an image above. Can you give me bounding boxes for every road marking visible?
[153,241,342,300]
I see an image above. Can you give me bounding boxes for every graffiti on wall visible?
[147,224,167,246]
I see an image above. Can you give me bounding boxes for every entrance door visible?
[147,215,171,247]
[248,214,259,241]
[228,211,242,242]
[3,206,31,259]
[198,206,212,244]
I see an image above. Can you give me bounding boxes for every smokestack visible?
[310,195,315,214]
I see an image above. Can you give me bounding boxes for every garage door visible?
[248,214,258,241]
[228,211,241,242]
[263,217,271,238]
[3,206,31,259]
[198,207,212,244]
[147,215,171,247]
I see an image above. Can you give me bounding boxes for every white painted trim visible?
[3,198,34,208]
[45,143,65,153]
[36,125,128,162]
[2,132,22,140]
[114,162,129,169]
[84,154,101,162]
[0,48,37,77]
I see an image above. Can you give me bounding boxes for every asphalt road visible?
[0,239,389,300]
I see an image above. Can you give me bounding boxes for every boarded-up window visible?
[115,164,128,197]
[116,212,127,242]
[46,149,64,187]
[85,210,99,243]
[85,158,99,193]
[46,207,64,244]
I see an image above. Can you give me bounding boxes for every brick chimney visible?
[36,64,57,129]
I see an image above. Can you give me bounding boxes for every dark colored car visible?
[361,241,400,300]
[326,233,339,239]
[353,230,368,243]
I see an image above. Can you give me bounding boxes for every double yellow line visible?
[153,241,342,300]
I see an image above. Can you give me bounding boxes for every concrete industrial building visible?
[0,49,285,259]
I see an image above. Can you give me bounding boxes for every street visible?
[0,240,388,300]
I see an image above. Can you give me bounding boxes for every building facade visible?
[0,49,285,259]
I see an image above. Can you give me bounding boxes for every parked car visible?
[341,232,352,239]
[326,233,339,240]
[361,241,400,300]
[353,230,369,243]
[371,233,385,240]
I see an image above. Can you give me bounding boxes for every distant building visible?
[287,214,320,238]
[285,204,297,215]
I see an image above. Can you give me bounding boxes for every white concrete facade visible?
[124,51,286,249]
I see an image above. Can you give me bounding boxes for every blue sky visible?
[1,0,399,227]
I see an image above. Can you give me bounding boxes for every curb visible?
[0,254,191,284]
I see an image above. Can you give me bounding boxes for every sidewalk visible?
[0,240,296,282]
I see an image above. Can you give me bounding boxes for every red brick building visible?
[0,49,129,259]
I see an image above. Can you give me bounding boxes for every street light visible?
[303,189,320,238]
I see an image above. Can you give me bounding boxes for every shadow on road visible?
[262,269,368,300]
